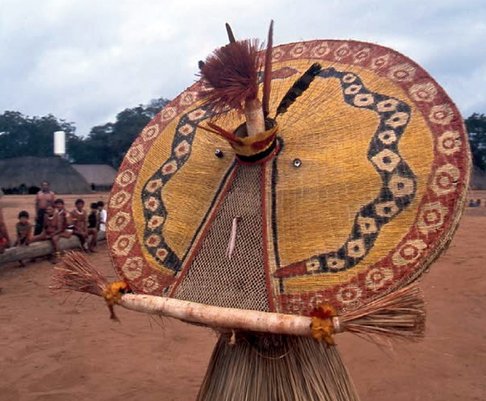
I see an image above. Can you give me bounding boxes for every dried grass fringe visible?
[340,284,425,344]
[51,251,425,344]
[50,251,108,297]
[197,333,360,401]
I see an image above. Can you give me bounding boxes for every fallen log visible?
[0,232,106,266]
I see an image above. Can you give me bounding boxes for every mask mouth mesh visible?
[173,164,270,312]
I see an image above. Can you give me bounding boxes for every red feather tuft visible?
[199,39,261,113]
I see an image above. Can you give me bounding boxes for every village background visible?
[1,1,486,400]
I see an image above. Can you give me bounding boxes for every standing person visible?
[31,205,62,263]
[0,205,10,254]
[34,181,55,235]
[97,201,107,233]
[14,211,32,266]
[87,202,99,252]
[70,199,88,251]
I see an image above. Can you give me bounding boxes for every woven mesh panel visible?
[173,165,270,311]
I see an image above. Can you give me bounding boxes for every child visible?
[15,210,32,246]
[97,201,107,233]
[54,198,72,239]
[31,205,62,263]
[14,210,32,266]
[70,199,88,251]
[87,202,99,252]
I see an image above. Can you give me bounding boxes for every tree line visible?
[0,97,169,168]
[0,103,485,171]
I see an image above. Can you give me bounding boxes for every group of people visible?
[0,181,107,265]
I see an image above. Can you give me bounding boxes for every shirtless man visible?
[34,181,55,235]
[31,205,62,263]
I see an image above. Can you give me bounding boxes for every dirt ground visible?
[0,194,485,401]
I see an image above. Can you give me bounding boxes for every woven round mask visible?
[107,39,469,316]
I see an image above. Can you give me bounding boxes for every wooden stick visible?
[119,294,312,336]
[244,98,266,137]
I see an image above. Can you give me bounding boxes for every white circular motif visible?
[310,42,330,58]
[431,164,460,196]
[107,211,131,232]
[388,63,416,82]
[145,234,162,248]
[344,84,362,95]
[160,107,177,122]
[392,239,427,267]
[438,131,461,155]
[334,44,351,60]
[144,196,160,212]
[365,268,393,290]
[370,54,390,70]
[142,275,160,293]
[111,234,136,257]
[126,144,145,164]
[353,93,374,107]
[115,169,136,188]
[376,99,399,113]
[429,104,454,125]
[289,43,307,58]
[121,257,144,280]
[342,73,357,84]
[109,191,131,209]
[337,285,362,306]
[179,92,197,106]
[386,112,409,128]
[272,48,285,62]
[378,130,397,145]
[353,48,370,63]
[409,82,437,103]
[417,202,448,234]
[141,124,159,142]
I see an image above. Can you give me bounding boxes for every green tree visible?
[0,111,76,159]
[465,113,486,171]
[70,97,170,168]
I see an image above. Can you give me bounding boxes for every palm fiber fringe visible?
[197,333,360,401]
[340,284,425,343]
[50,251,107,297]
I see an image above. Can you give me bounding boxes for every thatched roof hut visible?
[0,157,91,194]
[72,164,117,191]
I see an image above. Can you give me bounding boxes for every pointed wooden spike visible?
[225,23,236,43]
[262,20,274,117]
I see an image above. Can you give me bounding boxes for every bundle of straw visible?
[51,251,425,343]
[51,251,426,400]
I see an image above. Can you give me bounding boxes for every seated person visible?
[15,210,32,246]
[54,198,72,239]
[87,202,99,252]
[31,205,62,263]
[14,210,33,267]
[97,201,107,233]
[70,199,88,251]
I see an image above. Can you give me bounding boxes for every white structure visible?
[53,130,66,156]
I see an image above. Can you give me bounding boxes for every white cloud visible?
[0,0,485,135]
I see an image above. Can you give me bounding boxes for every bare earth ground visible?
[0,194,485,401]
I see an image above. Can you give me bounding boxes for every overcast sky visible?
[1,0,485,136]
